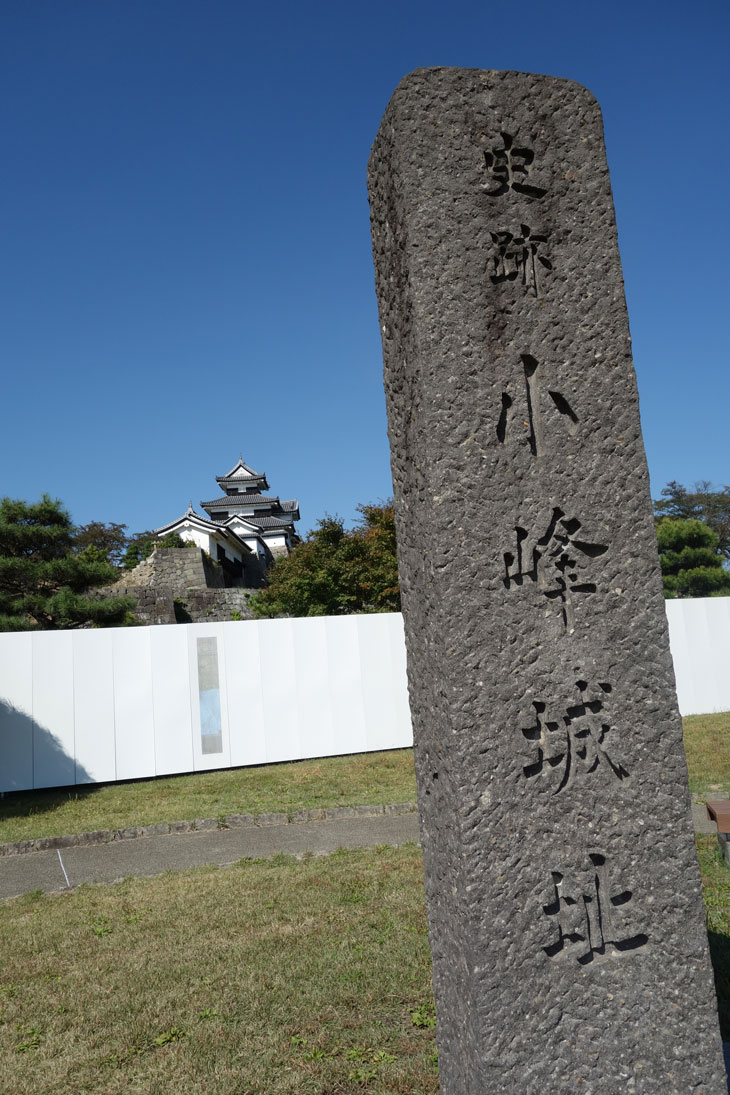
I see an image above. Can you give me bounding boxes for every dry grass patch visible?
[0,748,417,844]
[683,712,730,795]
[0,845,437,1095]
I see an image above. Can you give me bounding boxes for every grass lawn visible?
[3,710,729,845]
[683,712,730,795]
[2,718,730,1092]
[0,845,437,1095]
[2,839,729,1094]
[0,749,418,845]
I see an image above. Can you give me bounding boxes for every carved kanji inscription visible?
[496,354,578,457]
[542,852,648,965]
[521,678,628,791]
[503,508,608,629]
[489,225,552,298]
[482,132,547,198]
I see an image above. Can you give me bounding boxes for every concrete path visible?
[0,811,421,901]
[0,796,721,904]
[693,799,719,834]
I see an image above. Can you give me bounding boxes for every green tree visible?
[0,495,135,631]
[654,481,730,561]
[656,517,730,599]
[74,520,129,567]
[251,502,400,618]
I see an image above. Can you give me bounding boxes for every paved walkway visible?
[0,811,421,901]
[0,796,722,904]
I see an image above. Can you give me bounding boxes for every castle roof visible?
[216,456,269,492]
[155,505,253,553]
[230,513,296,530]
[195,455,301,543]
[202,493,279,509]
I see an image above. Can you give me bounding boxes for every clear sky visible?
[2,0,728,537]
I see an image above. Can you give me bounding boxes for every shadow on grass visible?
[0,699,96,824]
[708,929,730,1042]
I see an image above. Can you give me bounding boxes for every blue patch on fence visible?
[199,688,222,737]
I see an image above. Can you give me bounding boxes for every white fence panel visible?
[73,629,116,785]
[388,614,412,735]
[666,598,730,716]
[113,627,156,782]
[259,619,301,764]
[0,631,34,792]
[291,616,335,761]
[150,626,193,777]
[223,620,267,768]
[2,602,728,794]
[359,613,407,753]
[32,631,75,789]
[325,617,368,756]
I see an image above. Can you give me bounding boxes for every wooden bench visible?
[706,800,730,865]
[706,800,730,833]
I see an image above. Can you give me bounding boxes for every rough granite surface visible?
[368,67,726,1094]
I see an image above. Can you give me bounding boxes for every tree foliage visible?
[654,481,730,561]
[656,517,730,599]
[251,502,400,618]
[73,521,129,567]
[0,496,135,631]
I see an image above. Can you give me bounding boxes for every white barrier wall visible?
[0,615,413,793]
[0,602,727,793]
[665,598,730,717]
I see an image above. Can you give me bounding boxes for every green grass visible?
[2,709,727,845]
[0,845,438,1095]
[2,720,730,1092]
[0,717,722,843]
[0,750,417,845]
[683,712,730,795]
[1,839,729,1094]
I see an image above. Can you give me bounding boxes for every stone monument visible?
[368,68,726,1093]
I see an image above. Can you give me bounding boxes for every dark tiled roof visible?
[154,509,252,553]
[155,507,219,534]
[220,458,265,480]
[241,515,295,530]
[202,494,279,508]
[217,474,268,487]
[279,500,299,512]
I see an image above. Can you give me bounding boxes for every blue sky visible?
[2,0,728,537]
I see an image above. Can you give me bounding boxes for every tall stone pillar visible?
[368,68,725,1093]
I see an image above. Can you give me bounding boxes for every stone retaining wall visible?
[106,548,258,625]
[118,547,220,590]
[172,588,256,623]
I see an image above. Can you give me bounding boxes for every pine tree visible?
[0,495,135,631]
[656,517,730,599]
[654,481,730,561]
